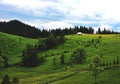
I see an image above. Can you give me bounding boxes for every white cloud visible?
[1,0,120,31]
[1,0,57,15]
[40,21,73,29]
[1,0,54,9]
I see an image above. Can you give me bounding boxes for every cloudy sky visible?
[0,0,120,31]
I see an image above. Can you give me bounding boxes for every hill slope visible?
[0,33,120,84]
[0,20,41,38]
[0,32,38,64]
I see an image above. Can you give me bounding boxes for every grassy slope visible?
[0,32,38,64]
[0,33,120,84]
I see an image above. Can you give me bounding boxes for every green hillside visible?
[0,32,120,84]
[0,32,38,65]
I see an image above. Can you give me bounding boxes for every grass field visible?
[0,32,120,84]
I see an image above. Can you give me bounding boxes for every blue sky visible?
[0,0,120,32]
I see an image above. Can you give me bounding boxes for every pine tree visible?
[109,61,112,66]
[60,53,65,65]
[105,61,109,67]
[44,34,57,49]
[2,55,9,68]
[21,44,39,67]
[102,61,105,67]
[72,48,86,64]
[113,58,116,65]
[116,56,119,64]
[98,27,101,34]
[1,74,11,84]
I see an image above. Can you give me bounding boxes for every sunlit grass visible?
[0,32,120,84]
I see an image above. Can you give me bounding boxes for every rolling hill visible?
[0,20,41,38]
[0,32,120,84]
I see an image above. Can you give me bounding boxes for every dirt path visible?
[48,69,89,84]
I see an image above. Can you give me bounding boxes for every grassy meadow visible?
[0,32,120,84]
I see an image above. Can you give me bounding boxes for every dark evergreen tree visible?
[1,74,11,84]
[37,38,46,51]
[116,56,119,64]
[113,58,116,65]
[2,55,9,68]
[105,61,109,66]
[41,29,50,38]
[57,35,65,44]
[102,61,105,67]
[60,53,65,65]
[97,27,119,34]
[109,61,112,66]
[98,27,101,34]
[72,48,86,64]
[89,26,94,34]
[12,78,19,84]
[21,44,39,67]
[44,34,57,49]
[37,42,46,51]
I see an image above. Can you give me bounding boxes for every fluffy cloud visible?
[41,21,73,29]
[0,0,120,31]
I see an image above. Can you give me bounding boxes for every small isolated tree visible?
[1,74,11,84]
[72,48,86,64]
[102,61,105,67]
[12,78,19,84]
[113,58,116,65]
[37,38,46,51]
[21,44,39,67]
[2,55,9,68]
[37,42,46,51]
[109,61,112,66]
[60,53,65,65]
[44,34,57,49]
[116,56,119,64]
[89,56,104,84]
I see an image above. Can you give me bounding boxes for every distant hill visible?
[0,19,119,39]
[0,20,41,38]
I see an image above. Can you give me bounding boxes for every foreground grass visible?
[53,67,120,84]
[0,32,120,84]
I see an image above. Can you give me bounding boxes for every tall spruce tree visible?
[21,44,39,67]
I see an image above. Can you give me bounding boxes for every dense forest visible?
[0,20,119,39]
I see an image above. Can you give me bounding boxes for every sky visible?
[0,0,120,32]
